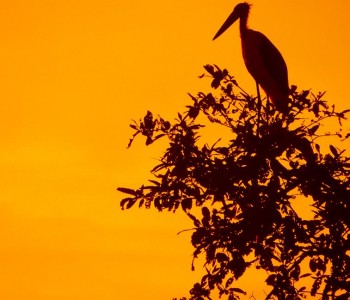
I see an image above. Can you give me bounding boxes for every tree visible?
[118,65,350,300]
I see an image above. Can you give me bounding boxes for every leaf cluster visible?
[118,65,350,300]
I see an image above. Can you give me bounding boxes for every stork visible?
[213,2,289,114]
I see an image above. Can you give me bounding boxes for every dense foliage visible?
[118,65,350,300]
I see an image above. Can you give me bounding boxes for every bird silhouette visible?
[213,2,289,114]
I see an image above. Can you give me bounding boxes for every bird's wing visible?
[256,31,289,94]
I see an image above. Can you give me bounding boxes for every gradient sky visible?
[1,0,350,299]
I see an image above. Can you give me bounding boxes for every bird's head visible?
[213,2,251,40]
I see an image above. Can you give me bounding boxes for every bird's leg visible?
[256,82,261,137]
[266,96,270,125]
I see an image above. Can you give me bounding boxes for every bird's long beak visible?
[213,9,240,40]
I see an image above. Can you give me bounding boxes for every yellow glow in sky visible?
[1,0,350,299]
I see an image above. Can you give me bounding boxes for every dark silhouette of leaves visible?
[119,65,350,300]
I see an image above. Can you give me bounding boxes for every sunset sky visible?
[1,0,350,299]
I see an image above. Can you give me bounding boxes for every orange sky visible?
[1,1,350,299]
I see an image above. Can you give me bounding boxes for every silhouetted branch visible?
[119,65,350,300]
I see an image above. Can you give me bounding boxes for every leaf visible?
[299,273,311,278]
[216,252,229,263]
[188,106,200,119]
[162,121,171,131]
[126,199,136,209]
[151,163,166,173]
[315,143,320,153]
[127,131,140,148]
[308,124,320,135]
[329,145,338,157]
[298,286,306,292]
[301,90,310,98]
[148,180,160,186]
[120,197,134,210]
[187,213,200,227]
[309,258,317,272]
[201,207,210,226]
[230,288,246,295]
[143,111,154,129]
[187,93,198,102]
[138,199,144,208]
[181,198,192,211]
[204,64,215,76]
[266,274,276,286]
[230,255,246,279]
[290,265,301,280]
[225,83,233,94]
[153,134,165,142]
[211,78,221,89]
[117,187,138,196]
[225,277,234,288]
[146,136,153,145]
[290,85,297,93]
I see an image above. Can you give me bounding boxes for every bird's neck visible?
[239,14,249,37]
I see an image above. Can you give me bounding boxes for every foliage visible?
[118,65,350,300]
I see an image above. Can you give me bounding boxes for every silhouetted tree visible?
[118,65,350,300]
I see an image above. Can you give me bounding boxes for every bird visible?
[213,2,289,114]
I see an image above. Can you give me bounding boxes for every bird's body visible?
[213,3,289,114]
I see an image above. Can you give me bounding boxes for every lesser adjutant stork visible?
[213,2,289,114]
